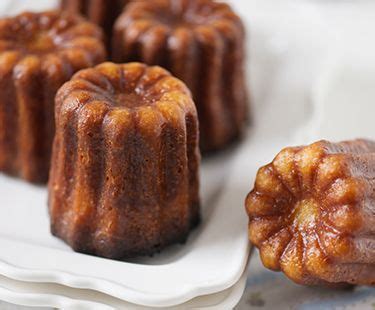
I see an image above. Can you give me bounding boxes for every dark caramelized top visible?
[0,11,104,57]
[114,92,155,108]
[59,62,195,113]
[15,32,56,54]
[116,0,242,31]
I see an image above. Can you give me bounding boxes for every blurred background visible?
[230,0,375,146]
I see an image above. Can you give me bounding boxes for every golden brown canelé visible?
[112,0,248,152]
[61,0,129,46]
[49,62,200,259]
[245,139,375,286]
[0,11,106,183]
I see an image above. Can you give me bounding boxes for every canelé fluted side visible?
[61,0,129,46]
[112,0,248,152]
[0,11,106,183]
[246,139,375,286]
[49,62,200,259]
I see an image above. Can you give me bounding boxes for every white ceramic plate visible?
[0,148,250,308]
[0,269,247,310]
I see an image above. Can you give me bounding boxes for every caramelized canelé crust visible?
[112,0,248,152]
[246,139,375,286]
[0,11,106,183]
[49,62,200,259]
[61,0,129,45]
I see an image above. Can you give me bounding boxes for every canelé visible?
[0,11,106,183]
[246,139,375,286]
[112,0,249,152]
[49,62,200,259]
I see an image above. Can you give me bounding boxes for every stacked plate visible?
[0,273,248,309]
